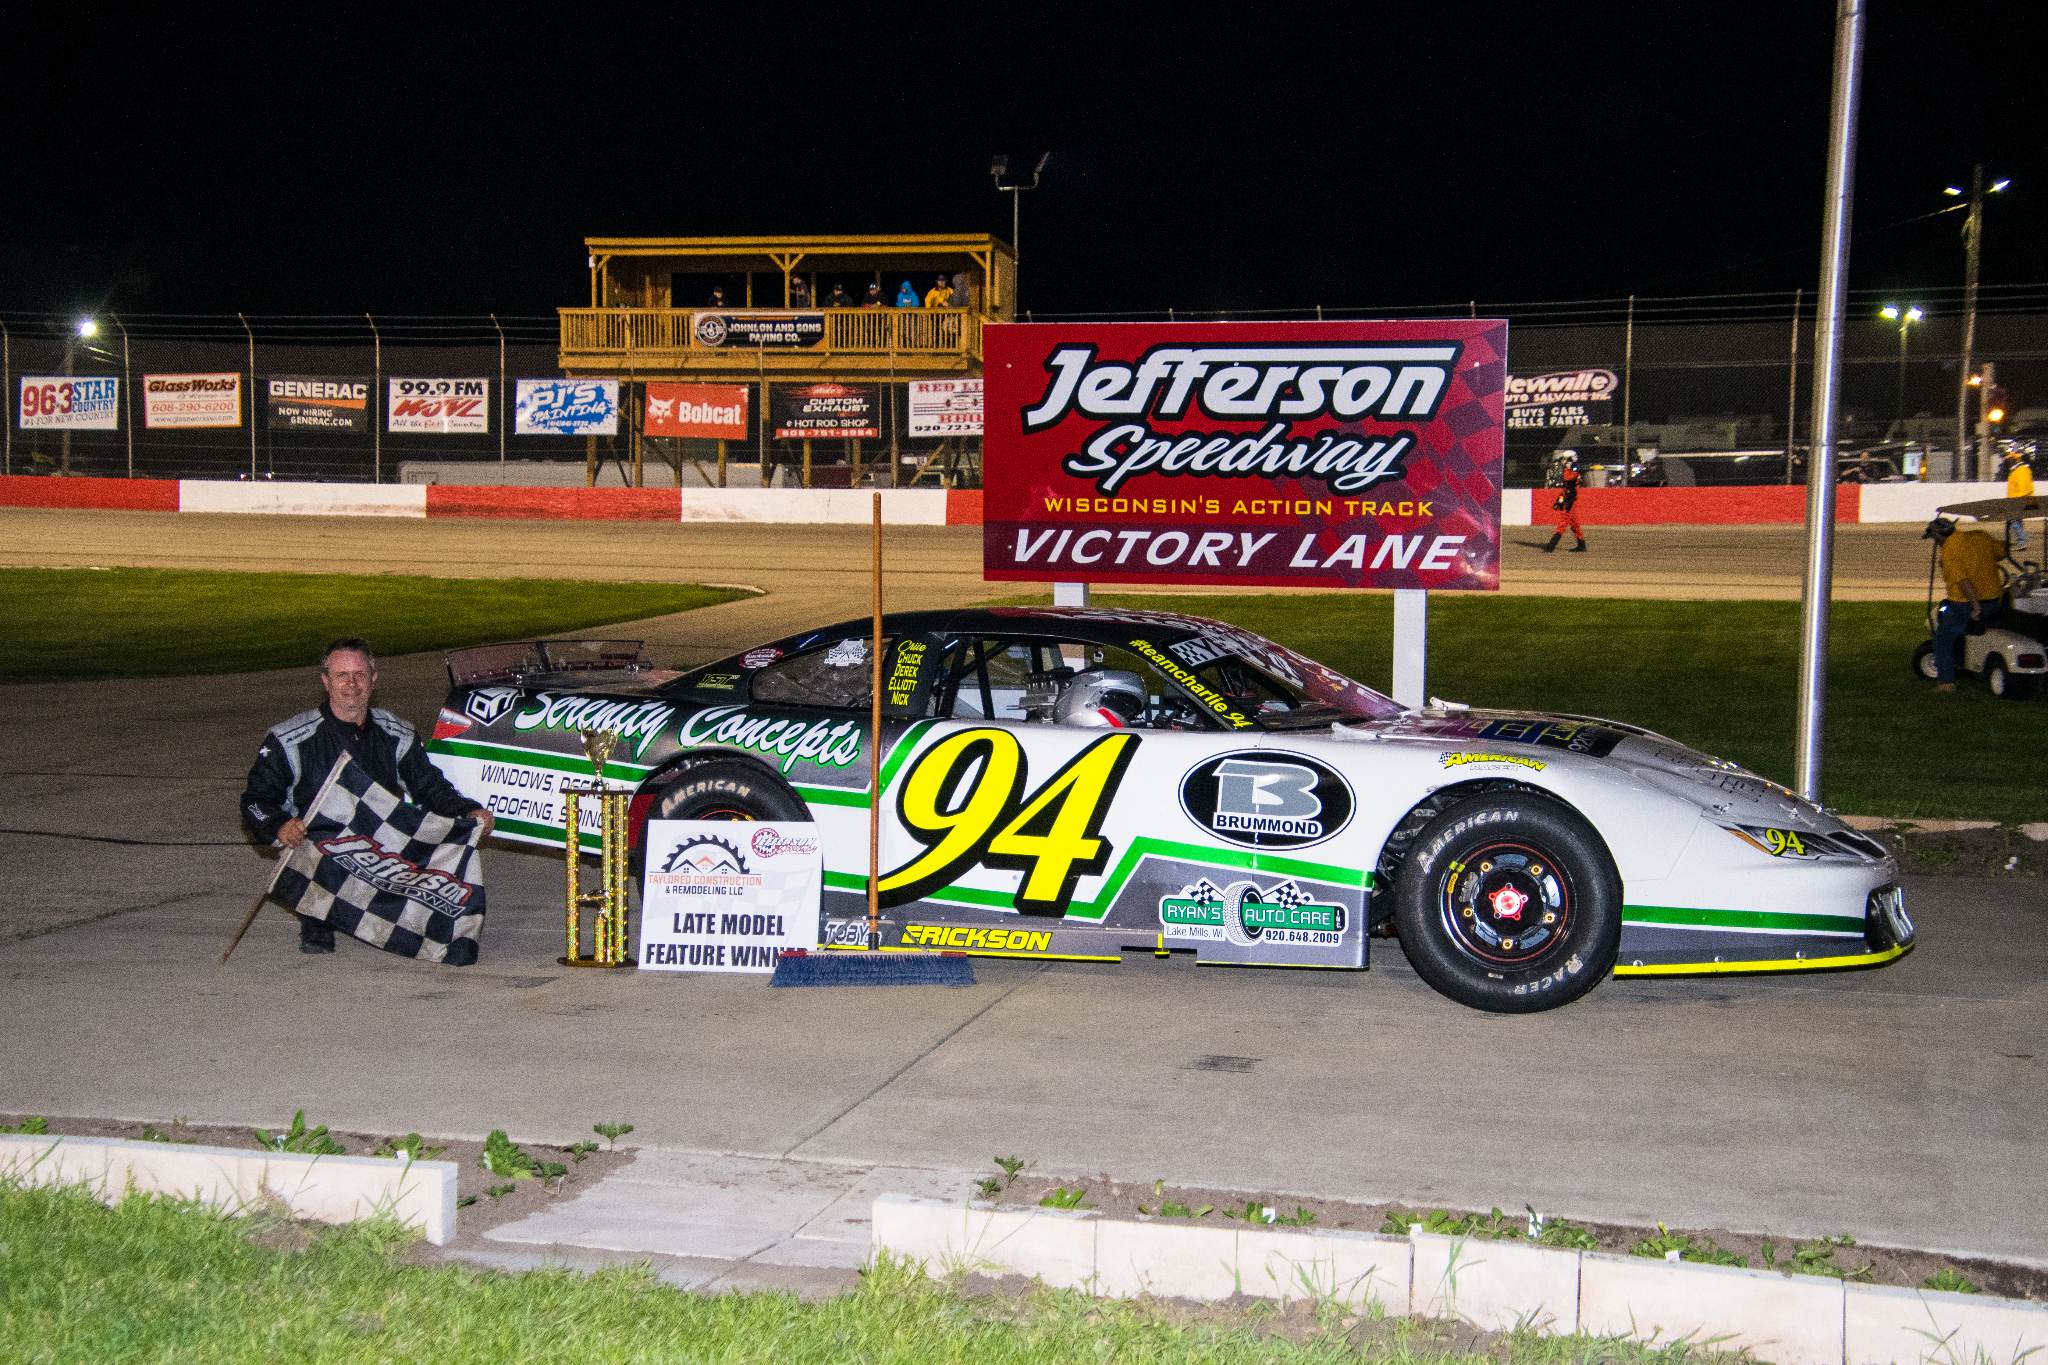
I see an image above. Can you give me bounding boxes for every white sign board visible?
[638,819,821,972]
[19,377,120,430]
[907,378,983,437]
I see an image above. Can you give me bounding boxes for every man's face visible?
[321,649,377,722]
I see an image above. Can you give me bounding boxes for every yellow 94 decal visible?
[1732,825,1812,858]
[878,729,1138,913]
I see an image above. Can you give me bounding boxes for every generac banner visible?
[981,320,1507,590]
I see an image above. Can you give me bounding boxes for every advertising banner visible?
[693,312,825,348]
[144,373,242,429]
[982,320,1507,590]
[266,376,370,433]
[907,378,983,437]
[18,376,120,430]
[638,819,822,972]
[388,378,490,434]
[773,383,879,439]
[645,382,749,439]
[515,378,618,436]
[1505,368,1616,430]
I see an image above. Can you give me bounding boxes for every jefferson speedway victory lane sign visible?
[982,320,1507,590]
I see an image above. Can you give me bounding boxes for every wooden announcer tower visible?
[561,234,1014,487]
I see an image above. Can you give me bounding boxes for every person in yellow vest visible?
[2003,450,2034,551]
[922,276,954,308]
[1924,518,2006,691]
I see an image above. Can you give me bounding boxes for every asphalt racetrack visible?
[2,507,2040,1265]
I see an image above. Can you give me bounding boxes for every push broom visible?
[769,492,972,988]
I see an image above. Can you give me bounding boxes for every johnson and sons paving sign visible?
[982,320,1506,590]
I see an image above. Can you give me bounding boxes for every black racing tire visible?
[1911,641,1940,682]
[1987,658,2036,701]
[1392,792,1621,1013]
[629,757,810,876]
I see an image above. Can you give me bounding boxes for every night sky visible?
[5,6,2040,322]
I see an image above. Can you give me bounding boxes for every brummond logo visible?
[1022,342,1461,496]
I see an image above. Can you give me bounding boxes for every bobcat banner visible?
[266,754,488,964]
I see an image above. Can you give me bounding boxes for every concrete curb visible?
[871,1196,2048,1362]
[0,1134,457,1245]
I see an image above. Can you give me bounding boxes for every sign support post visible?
[1392,590,1428,708]
[1054,582,1089,607]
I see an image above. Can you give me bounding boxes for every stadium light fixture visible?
[1943,185,1963,196]
[1879,304,1923,429]
[1989,178,2011,193]
[77,318,98,338]
[991,151,1053,306]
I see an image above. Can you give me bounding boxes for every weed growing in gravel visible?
[566,1141,599,1163]
[1038,1185,1089,1210]
[974,1155,1030,1202]
[1136,1181,1213,1219]
[372,1134,447,1162]
[254,1111,345,1156]
[0,1117,50,1135]
[1222,1201,1314,1227]
[1631,1224,1747,1267]
[591,1122,634,1147]
[479,1131,540,1181]
[1788,1234,1874,1282]
[138,1125,194,1145]
[1922,1266,1981,1294]
[483,1183,517,1202]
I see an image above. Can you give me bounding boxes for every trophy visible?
[561,728,632,968]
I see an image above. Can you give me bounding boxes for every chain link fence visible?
[7,290,2043,489]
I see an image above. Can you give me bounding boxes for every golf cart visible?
[1912,494,2048,699]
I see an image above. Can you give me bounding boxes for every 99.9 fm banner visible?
[981,321,1507,590]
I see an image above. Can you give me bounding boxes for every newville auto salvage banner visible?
[982,321,1507,590]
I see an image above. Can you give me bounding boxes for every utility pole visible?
[1953,164,1983,481]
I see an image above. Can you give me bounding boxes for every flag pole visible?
[867,491,884,950]
[219,890,271,964]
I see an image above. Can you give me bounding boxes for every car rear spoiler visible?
[445,640,651,688]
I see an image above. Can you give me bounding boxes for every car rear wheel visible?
[630,757,810,875]
[1392,792,1621,1013]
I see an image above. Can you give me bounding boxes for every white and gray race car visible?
[426,606,1912,1012]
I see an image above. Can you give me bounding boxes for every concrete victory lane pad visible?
[0,509,2040,1276]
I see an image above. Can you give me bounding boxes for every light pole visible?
[1878,303,1922,432]
[1947,167,2009,480]
[61,318,98,476]
[990,152,1050,312]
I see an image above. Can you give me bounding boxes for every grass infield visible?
[0,568,747,682]
[1085,592,2048,823]
[0,1184,1740,1363]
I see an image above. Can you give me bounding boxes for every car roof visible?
[760,605,1245,655]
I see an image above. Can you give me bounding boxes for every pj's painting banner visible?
[981,320,1507,590]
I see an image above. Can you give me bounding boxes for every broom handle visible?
[868,491,883,946]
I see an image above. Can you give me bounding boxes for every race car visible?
[425,607,1912,1012]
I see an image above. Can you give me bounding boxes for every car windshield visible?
[1122,616,1403,725]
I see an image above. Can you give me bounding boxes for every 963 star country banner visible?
[19,376,120,430]
[982,321,1506,590]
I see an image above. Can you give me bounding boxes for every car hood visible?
[1336,707,1834,828]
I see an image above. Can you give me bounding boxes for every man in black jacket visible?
[241,638,493,953]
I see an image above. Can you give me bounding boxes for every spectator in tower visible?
[923,275,954,308]
[824,282,855,308]
[894,280,920,307]
[706,286,727,308]
[861,283,886,308]
[950,271,975,310]
[788,276,812,307]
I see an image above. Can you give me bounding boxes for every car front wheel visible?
[1392,793,1622,1013]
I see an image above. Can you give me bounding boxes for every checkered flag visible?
[1186,878,1224,904]
[1267,881,1308,910]
[266,754,487,965]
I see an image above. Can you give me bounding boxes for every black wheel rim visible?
[1438,840,1574,969]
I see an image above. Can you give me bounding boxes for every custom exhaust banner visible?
[982,321,1506,589]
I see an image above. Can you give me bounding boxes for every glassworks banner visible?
[144,373,242,429]
[19,376,120,430]
[773,383,879,439]
[389,378,490,434]
[1506,368,1615,430]
[908,378,983,437]
[516,379,618,436]
[693,313,825,348]
[267,376,370,433]
[645,382,749,439]
[981,320,1506,591]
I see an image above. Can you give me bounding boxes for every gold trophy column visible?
[561,728,633,969]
